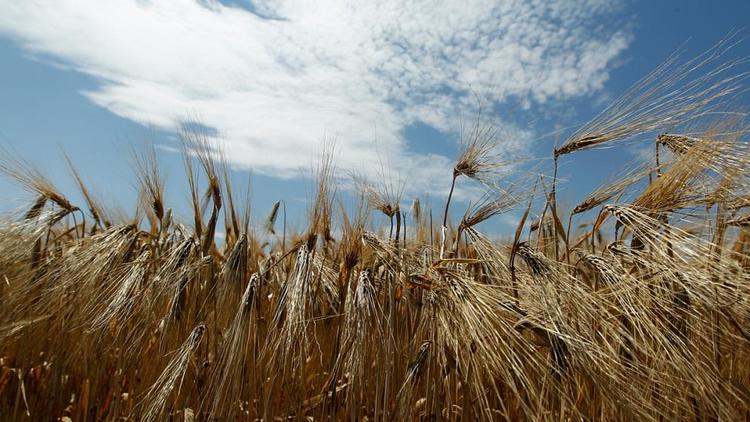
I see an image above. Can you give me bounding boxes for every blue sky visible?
[0,0,749,235]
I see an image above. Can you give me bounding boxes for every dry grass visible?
[1,39,750,421]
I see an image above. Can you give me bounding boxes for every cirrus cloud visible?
[0,0,630,196]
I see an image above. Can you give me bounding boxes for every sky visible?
[0,0,749,234]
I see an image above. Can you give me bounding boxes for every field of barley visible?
[2,39,750,421]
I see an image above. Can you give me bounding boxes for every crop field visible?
[1,39,750,421]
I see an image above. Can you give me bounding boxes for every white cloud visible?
[0,0,630,197]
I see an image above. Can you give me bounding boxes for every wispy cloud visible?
[0,0,630,196]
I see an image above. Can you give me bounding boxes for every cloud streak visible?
[0,0,630,196]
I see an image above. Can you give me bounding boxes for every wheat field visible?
[1,39,750,421]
